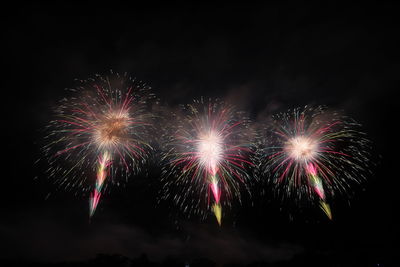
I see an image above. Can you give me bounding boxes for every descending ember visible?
[257,106,371,219]
[43,73,154,217]
[161,99,254,225]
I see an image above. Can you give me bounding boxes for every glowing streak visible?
[210,175,221,204]
[306,163,325,200]
[90,151,111,217]
[320,201,332,220]
[209,175,221,224]
[307,165,332,219]
[212,203,222,226]
[306,163,331,219]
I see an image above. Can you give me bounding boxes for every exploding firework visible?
[43,72,154,217]
[257,106,371,219]
[161,99,254,225]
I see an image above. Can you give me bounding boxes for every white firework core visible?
[93,111,130,149]
[285,136,318,162]
[197,130,223,175]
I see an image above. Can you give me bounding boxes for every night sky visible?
[1,2,398,266]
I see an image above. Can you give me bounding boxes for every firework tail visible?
[212,202,222,226]
[89,151,112,217]
[319,201,332,220]
[209,175,222,225]
[306,162,332,219]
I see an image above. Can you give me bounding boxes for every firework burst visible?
[257,106,371,219]
[43,72,154,218]
[161,99,254,225]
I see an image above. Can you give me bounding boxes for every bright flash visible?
[285,136,318,161]
[197,131,223,175]
[94,112,130,149]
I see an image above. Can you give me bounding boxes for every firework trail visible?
[257,106,371,219]
[43,72,154,218]
[161,99,254,225]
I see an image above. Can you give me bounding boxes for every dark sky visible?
[1,2,398,265]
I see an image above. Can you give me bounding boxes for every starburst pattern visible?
[257,106,372,219]
[160,99,255,225]
[43,72,154,217]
